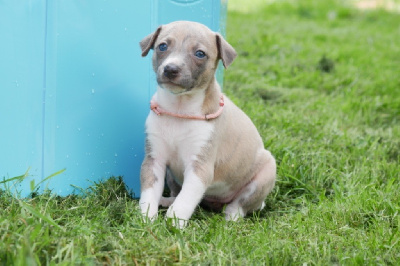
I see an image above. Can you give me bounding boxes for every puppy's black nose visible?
[163,64,180,79]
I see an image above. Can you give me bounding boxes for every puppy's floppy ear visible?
[140,26,162,57]
[216,33,237,68]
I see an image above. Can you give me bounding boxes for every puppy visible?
[139,21,276,227]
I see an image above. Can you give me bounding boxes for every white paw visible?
[139,201,158,222]
[225,205,245,221]
[167,216,188,229]
[166,205,189,229]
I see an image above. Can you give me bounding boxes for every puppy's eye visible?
[158,43,168,52]
[195,50,206,58]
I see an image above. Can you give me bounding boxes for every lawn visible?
[1,0,400,264]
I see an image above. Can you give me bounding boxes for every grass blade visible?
[33,168,66,191]
[0,168,30,184]
[19,200,64,231]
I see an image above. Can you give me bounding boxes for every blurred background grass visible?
[224,0,399,215]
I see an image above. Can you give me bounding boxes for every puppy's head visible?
[140,21,237,95]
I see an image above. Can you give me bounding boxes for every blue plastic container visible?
[0,0,227,197]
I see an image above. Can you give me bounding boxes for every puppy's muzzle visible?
[163,64,181,79]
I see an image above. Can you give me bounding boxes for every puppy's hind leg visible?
[225,150,276,221]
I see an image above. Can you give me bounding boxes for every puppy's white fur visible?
[142,89,213,223]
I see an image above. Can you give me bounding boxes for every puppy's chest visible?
[147,114,214,162]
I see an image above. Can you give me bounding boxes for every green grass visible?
[1,0,400,264]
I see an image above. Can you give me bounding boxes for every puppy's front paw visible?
[166,216,188,229]
[166,205,189,229]
[139,201,158,222]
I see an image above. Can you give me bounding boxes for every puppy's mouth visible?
[157,77,192,94]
